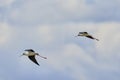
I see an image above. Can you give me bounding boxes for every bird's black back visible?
[25,49,35,52]
[79,32,88,34]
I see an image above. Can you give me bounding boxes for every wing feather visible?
[86,35,94,39]
[28,56,40,66]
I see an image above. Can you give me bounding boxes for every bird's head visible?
[79,32,83,35]
[20,53,26,57]
[76,32,83,36]
[23,53,26,55]
[75,32,82,37]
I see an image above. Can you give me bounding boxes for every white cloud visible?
[46,44,89,80]
[36,25,54,46]
[0,22,119,80]
[0,0,120,80]
[8,0,120,25]
[0,0,15,7]
[39,22,120,80]
[57,0,81,12]
[0,23,12,45]
[96,22,120,56]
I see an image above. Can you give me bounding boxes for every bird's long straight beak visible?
[38,55,47,59]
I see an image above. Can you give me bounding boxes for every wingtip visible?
[36,63,40,66]
[44,57,47,59]
[96,39,99,41]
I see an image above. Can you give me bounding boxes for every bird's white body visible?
[23,52,37,56]
[22,49,47,66]
[78,33,89,36]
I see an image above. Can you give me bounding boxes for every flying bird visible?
[21,49,47,66]
[75,32,99,41]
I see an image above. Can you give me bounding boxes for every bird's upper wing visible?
[25,49,35,52]
[28,56,40,66]
[83,32,88,34]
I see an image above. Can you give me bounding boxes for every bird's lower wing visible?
[28,56,40,66]
[86,35,94,39]
[86,36,99,41]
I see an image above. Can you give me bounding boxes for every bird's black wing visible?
[25,49,35,52]
[28,56,40,66]
[86,35,94,39]
[83,32,88,34]
[86,35,99,41]
[79,32,88,34]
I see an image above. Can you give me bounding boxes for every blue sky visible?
[0,0,120,80]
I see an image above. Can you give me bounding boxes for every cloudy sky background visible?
[0,0,120,80]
